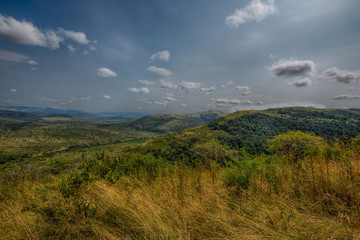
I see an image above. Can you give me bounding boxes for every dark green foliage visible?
[209,108,360,154]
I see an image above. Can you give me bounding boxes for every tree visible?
[267,131,324,163]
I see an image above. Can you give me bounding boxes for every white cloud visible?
[166,93,175,97]
[226,0,278,27]
[181,104,187,107]
[200,86,215,95]
[288,78,312,87]
[0,50,28,62]
[148,66,172,76]
[179,81,202,91]
[154,101,167,106]
[333,94,360,100]
[139,79,154,85]
[236,85,252,95]
[0,14,90,49]
[67,44,76,53]
[128,87,150,94]
[103,95,111,99]
[165,96,176,102]
[322,67,360,84]
[27,59,38,65]
[236,85,250,91]
[269,59,316,78]
[160,79,177,89]
[10,88,17,93]
[0,14,52,47]
[150,50,170,62]
[97,67,117,77]
[59,28,89,44]
[30,67,37,71]
[45,30,63,49]
[89,45,97,51]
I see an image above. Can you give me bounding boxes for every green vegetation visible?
[1,107,360,239]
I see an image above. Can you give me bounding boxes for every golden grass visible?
[1,162,359,239]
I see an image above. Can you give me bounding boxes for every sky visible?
[1,0,360,113]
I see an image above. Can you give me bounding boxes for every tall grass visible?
[1,140,360,239]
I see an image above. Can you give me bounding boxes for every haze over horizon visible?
[1,0,360,114]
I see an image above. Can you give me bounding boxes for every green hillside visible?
[138,107,360,159]
[1,107,360,239]
[125,110,226,133]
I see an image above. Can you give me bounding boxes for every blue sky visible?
[1,0,360,113]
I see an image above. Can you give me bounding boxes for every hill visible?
[125,110,226,133]
[139,107,360,159]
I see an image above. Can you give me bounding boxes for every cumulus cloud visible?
[103,95,111,99]
[148,66,172,76]
[211,98,255,106]
[333,94,360,100]
[10,88,17,92]
[200,86,215,95]
[67,44,76,53]
[139,79,154,85]
[179,81,202,91]
[269,60,316,78]
[59,28,89,44]
[226,0,278,27]
[322,67,360,84]
[27,59,38,65]
[165,96,176,102]
[288,78,312,87]
[236,85,252,95]
[160,79,177,89]
[97,67,117,77]
[0,50,28,62]
[154,101,167,106]
[0,14,90,49]
[89,45,97,51]
[150,50,170,62]
[128,87,150,94]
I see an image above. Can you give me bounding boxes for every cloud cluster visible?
[226,0,277,27]
[0,14,90,49]
[269,60,316,78]
[148,66,172,76]
[150,50,170,62]
[97,67,117,77]
[288,78,312,87]
[59,28,89,44]
[236,85,252,95]
[333,94,360,100]
[179,81,202,91]
[200,86,215,95]
[128,87,150,94]
[322,67,360,84]
[160,80,177,89]
[139,79,154,85]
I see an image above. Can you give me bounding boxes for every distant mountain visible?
[0,110,41,121]
[0,106,150,119]
[126,110,226,133]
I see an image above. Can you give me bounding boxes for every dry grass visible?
[1,160,360,239]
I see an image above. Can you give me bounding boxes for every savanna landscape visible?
[1,0,360,239]
[1,107,360,239]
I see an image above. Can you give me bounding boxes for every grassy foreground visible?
[1,133,360,239]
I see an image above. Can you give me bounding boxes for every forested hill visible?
[208,107,360,153]
[125,110,226,133]
[140,107,360,159]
